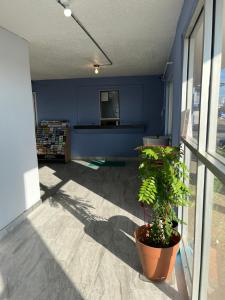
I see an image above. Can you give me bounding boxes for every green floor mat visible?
[88,160,126,168]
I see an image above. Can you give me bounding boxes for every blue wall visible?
[32,75,164,158]
[166,0,198,145]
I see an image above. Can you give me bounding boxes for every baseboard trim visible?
[71,156,140,161]
[0,199,42,241]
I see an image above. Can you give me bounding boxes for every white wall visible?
[0,27,40,230]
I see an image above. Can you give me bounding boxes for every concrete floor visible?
[0,160,188,300]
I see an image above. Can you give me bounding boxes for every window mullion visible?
[199,169,214,300]
[191,162,205,300]
[192,3,214,297]
[198,0,213,152]
[207,0,224,154]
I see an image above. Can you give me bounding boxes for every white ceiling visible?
[0,0,183,80]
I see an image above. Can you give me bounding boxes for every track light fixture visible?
[94,64,100,74]
[57,0,113,73]
[59,0,72,17]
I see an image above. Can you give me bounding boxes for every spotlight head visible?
[94,64,100,74]
[64,7,72,17]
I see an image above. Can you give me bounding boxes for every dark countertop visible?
[73,124,145,129]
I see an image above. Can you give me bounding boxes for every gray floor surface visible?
[0,160,188,300]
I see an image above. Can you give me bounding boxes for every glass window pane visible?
[166,81,173,135]
[207,177,225,299]
[216,9,225,158]
[100,91,119,119]
[183,147,198,276]
[187,18,204,143]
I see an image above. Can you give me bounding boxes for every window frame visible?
[186,12,204,147]
[207,0,225,161]
[179,1,215,299]
[32,92,38,128]
[165,80,174,136]
[99,90,120,125]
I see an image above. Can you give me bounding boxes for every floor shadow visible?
[151,251,187,300]
[49,191,141,274]
[139,272,185,300]
[174,253,189,299]
[0,219,84,300]
[39,160,143,221]
[38,161,188,299]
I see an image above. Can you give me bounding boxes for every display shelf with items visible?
[36,120,71,163]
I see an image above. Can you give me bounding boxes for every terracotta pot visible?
[134,225,181,281]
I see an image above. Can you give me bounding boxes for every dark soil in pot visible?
[139,232,180,248]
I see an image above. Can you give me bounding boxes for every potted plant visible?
[135,145,190,281]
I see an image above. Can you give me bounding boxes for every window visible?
[32,92,38,128]
[180,1,225,299]
[215,8,225,158]
[186,14,204,144]
[165,81,173,135]
[183,148,198,277]
[207,176,225,299]
[100,90,120,126]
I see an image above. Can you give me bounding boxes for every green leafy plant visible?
[138,145,191,248]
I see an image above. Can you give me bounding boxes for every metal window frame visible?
[179,36,189,242]
[179,9,203,298]
[199,0,225,299]
[173,0,225,298]
[180,1,216,300]
[198,0,213,152]
[181,6,206,300]
[182,137,225,183]
[182,146,192,268]
[182,0,225,180]
[207,0,224,154]
[186,12,205,148]
[32,92,38,128]
[99,90,120,122]
[198,169,214,300]
[165,80,174,136]
[192,2,214,298]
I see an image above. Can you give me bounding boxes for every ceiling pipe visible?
[57,0,112,67]
[161,61,173,81]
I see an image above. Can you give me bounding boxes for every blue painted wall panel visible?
[32,75,164,158]
[166,0,198,145]
[72,133,143,157]
[120,85,143,124]
[77,86,100,125]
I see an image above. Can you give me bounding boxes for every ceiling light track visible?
[57,0,112,70]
